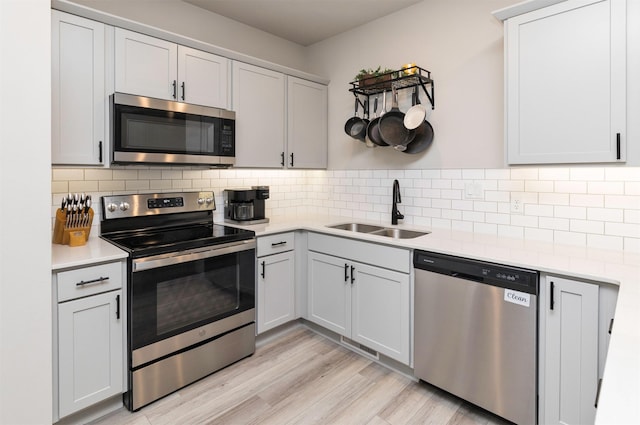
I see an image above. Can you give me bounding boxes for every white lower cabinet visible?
[540,274,618,425]
[307,233,411,365]
[53,261,126,421]
[257,233,296,333]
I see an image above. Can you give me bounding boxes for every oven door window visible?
[131,248,255,350]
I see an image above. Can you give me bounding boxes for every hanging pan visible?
[378,86,415,151]
[344,97,368,142]
[403,89,434,154]
[367,91,389,146]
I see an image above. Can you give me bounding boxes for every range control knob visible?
[107,203,118,212]
[119,202,130,211]
[197,198,205,205]
[205,198,213,205]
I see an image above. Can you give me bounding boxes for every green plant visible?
[354,66,396,81]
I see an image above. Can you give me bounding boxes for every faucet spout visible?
[392,179,404,225]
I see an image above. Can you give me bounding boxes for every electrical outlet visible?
[511,193,524,214]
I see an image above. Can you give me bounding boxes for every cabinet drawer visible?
[57,261,123,302]
[257,232,295,256]
[308,232,410,273]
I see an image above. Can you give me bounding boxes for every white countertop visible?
[51,215,640,423]
[52,236,128,271]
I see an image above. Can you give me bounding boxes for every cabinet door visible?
[351,262,410,364]
[506,0,626,164]
[177,46,229,108]
[307,251,351,336]
[58,290,123,418]
[115,28,177,100]
[51,11,105,165]
[286,77,327,169]
[543,276,599,425]
[258,251,295,333]
[232,61,286,168]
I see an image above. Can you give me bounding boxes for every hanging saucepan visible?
[367,91,389,146]
[378,86,415,151]
[344,97,368,142]
[403,88,434,154]
[364,97,378,148]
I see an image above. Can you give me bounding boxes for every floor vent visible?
[340,336,380,360]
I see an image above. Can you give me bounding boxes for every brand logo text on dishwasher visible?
[504,289,530,307]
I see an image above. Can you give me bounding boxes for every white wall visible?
[306,0,640,170]
[0,0,53,424]
[68,0,310,72]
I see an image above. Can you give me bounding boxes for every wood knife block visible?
[52,208,94,245]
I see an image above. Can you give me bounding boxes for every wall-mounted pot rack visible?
[348,65,434,113]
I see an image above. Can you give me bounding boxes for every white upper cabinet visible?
[177,46,229,108]
[287,77,328,169]
[232,61,286,168]
[51,11,106,165]
[504,0,626,164]
[115,28,229,108]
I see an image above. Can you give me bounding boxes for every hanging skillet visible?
[367,91,389,147]
[403,88,434,154]
[344,97,368,142]
[378,86,415,151]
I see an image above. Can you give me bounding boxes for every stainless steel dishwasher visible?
[414,250,539,425]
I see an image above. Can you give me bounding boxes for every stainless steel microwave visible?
[111,93,235,167]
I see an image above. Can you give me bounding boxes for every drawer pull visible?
[76,276,109,287]
[271,241,287,247]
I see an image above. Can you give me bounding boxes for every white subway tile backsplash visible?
[50,166,640,252]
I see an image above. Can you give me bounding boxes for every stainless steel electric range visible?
[100,191,256,411]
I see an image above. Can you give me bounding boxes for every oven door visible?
[130,239,255,367]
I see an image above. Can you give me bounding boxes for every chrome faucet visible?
[392,179,404,225]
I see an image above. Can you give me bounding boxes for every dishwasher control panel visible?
[413,250,538,294]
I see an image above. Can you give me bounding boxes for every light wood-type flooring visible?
[91,325,512,425]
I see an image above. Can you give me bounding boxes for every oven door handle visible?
[132,239,256,272]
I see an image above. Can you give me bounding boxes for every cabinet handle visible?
[281,152,285,167]
[116,294,120,320]
[350,265,355,284]
[616,133,621,160]
[98,141,103,163]
[344,263,349,282]
[549,281,555,310]
[608,318,614,334]
[271,241,287,247]
[181,82,185,101]
[595,378,603,408]
[290,153,294,167]
[172,80,177,99]
[76,276,109,287]
[261,261,265,278]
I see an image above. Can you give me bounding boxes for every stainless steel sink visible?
[327,223,385,233]
[327,223,430,239]
[369,228,431,239]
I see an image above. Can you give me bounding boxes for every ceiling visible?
[182,0,423,46]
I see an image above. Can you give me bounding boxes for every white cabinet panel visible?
[177,45,229,108]
[58,290,123,418]
[351,262,410,364]
[308,251,351,336]
[232,61,286,168]
[258,250,295,333]
[505,0,626,164]
[51,11,105,165]
[542,275,599,425]
[287,77,327,169]
[115,28,178,100]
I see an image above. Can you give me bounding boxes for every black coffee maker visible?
[223,186,269,224]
